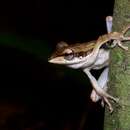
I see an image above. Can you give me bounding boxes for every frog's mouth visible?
[48,53,93,65]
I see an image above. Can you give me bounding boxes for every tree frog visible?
[48,16,130,112]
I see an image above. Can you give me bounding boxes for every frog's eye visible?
[64,53,74,60]
[64,49,74,60]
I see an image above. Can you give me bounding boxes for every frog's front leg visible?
[83,68,119,112]
[106,16,113,33]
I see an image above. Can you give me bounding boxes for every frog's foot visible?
[91,89,119,113]
[102,96,119,113]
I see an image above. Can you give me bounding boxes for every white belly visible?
[67,49,110,70]
[92,49,110,70]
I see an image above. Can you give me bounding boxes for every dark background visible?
[0,0,114,130]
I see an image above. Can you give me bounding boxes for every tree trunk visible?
[104,0,130,130]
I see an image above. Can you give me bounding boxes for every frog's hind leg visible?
[90,67,109,103]
[83,68,119,113]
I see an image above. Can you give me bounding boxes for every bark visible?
[104,0,130,130]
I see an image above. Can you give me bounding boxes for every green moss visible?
[104,0,130,129]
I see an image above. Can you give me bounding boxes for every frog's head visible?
[48,41,94,66]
